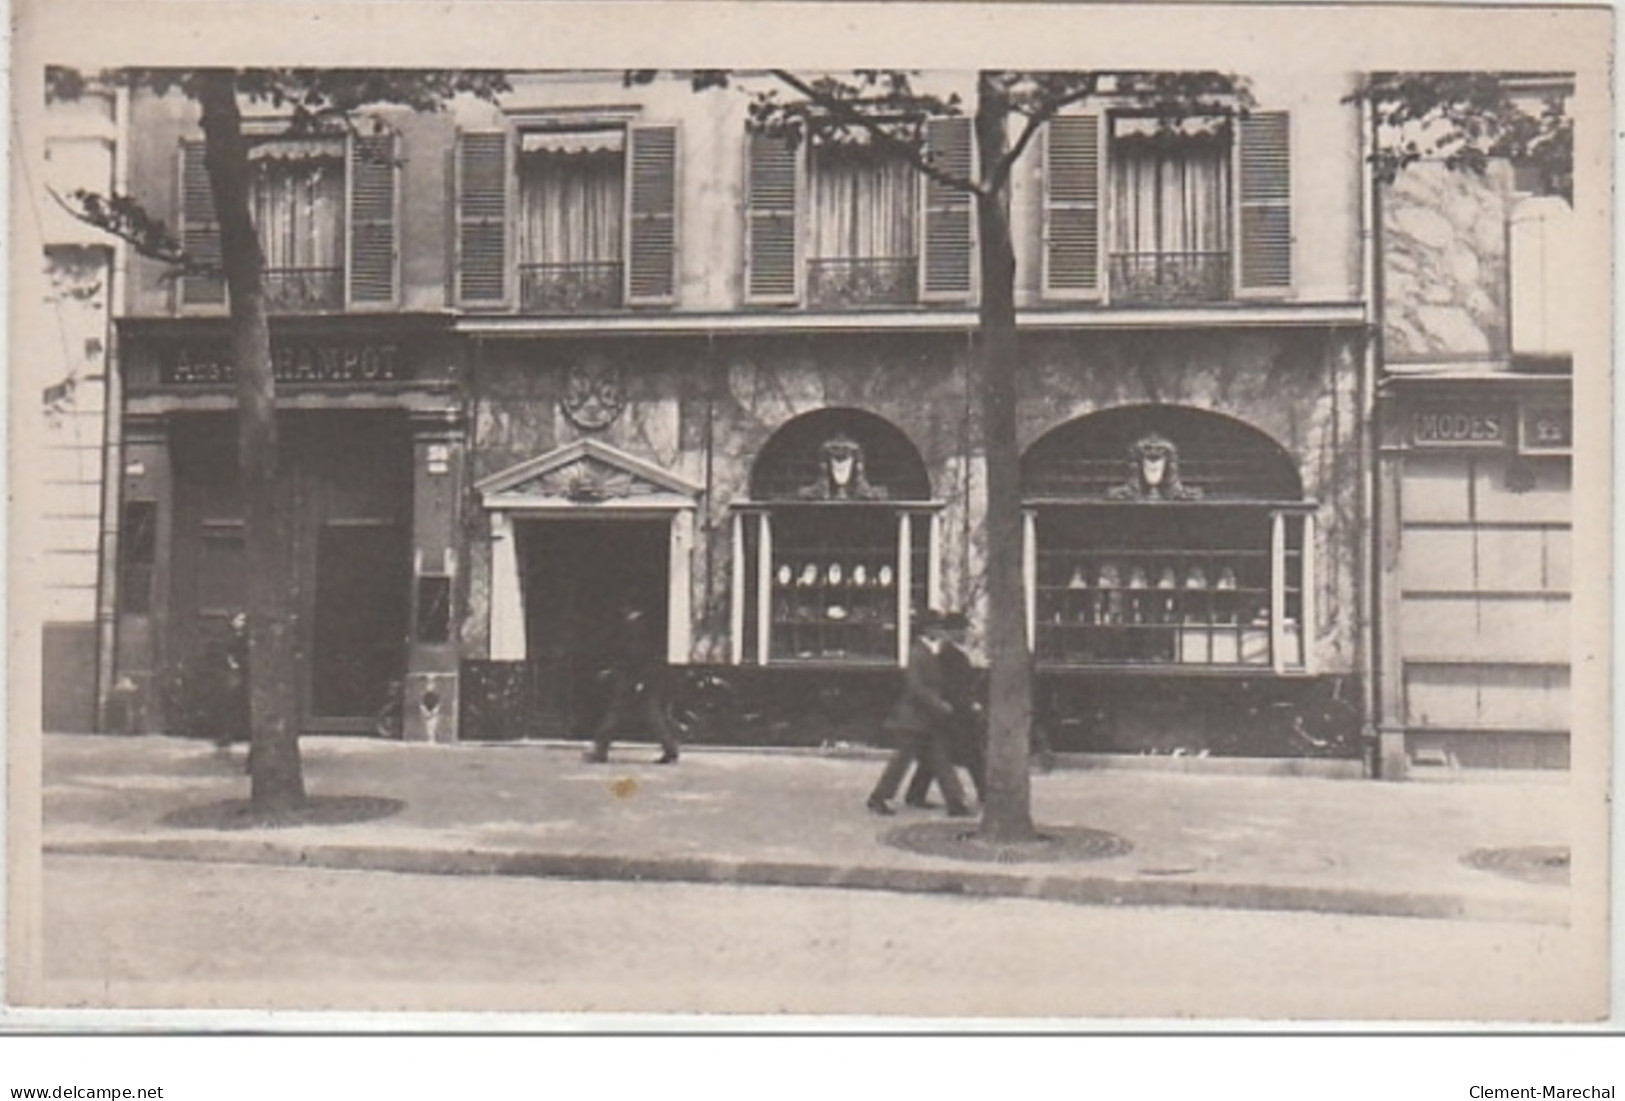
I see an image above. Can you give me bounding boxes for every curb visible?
[46,837,1569,927]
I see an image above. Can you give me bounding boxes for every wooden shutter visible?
[178,140,225,307]
[1041,114,1101,299]
[625,123,679,306]
[346,131,398,307]
[1238,110,1292,293]
[919,116,975,302]
[744,131,801,304]
[455,130,510,307]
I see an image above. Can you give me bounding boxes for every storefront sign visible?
[159,341,405,386]
[1409,407,1508,449]
[1520,405,1572,454]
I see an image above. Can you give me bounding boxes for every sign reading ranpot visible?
[159,340,405,386]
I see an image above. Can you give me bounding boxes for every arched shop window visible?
[733,409,937,666]
[1021,405,1313,672]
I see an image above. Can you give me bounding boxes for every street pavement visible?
[36,733,1586,925]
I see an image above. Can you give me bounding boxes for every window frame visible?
[731,502,943,668]
[1023,500,1316,675]
[1041,101,1291,305]
[177,127,402,315]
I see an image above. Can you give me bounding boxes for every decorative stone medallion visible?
[561,356,626,431]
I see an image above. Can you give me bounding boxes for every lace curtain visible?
[807,144,917,260]
[250,150,344,271]
[1109,130,1231,256]
[518,144,624,266]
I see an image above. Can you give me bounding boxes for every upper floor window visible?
[179,132,399,312]
[249,140,345,311]
[805,143,919,307]
[745,119,975,309]
[455,122,678,312]
[1041,110,1291,304]
[517,128,625,311]
[1108,116,1232,303]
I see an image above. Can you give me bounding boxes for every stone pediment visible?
[477,438,701,508]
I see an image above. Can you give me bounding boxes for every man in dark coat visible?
[584,601,680,765]
[866,611,973,817]
[904,611,985,807]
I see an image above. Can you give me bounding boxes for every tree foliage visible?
[1356,72,1573,200]
[47,66,512,272]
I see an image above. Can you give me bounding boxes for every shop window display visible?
[736,416,936,666]
[1025,418,1311,672]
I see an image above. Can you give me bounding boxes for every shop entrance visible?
[167,411,412,738]
[310,522,410,721]
[516,518,670,738]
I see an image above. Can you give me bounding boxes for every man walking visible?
[866,611,973,818]
[584,600,680,765]
[904,611,985,807]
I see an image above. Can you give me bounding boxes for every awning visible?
[520,129,624,155]
[247,138,344,162]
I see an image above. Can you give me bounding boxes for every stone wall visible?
[1383,161,1514,363]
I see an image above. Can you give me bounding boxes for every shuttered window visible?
[179,141,225,307]
[455,130,511,306]
[919,117,975,302]
[1041,114,1102,299]
[745,132,801,304]
[625,123,679,305]
[1237,111,1292,292]
[347,132,398,306]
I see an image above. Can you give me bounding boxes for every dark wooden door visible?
[310,521,409,720]
[519,518,669,737]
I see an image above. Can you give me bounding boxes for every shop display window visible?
[1023,407,1312,674]
[735,410,936,666]
[740,506,931,663]
[1033,504,1307,669]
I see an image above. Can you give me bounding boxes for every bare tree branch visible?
[766,69,986,197]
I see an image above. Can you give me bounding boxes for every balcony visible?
[520,262,624,313]
[806,257,918,309]
[263,267,344,313]
[1109,252,1232,305]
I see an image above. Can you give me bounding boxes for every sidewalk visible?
[40,733,1578,925]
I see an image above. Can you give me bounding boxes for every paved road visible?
[38,854,1601,1021]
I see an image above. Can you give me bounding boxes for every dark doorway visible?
[517,518,669,738]
[311,522,410,722]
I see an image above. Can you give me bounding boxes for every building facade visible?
[108,70,1375,763]
[39,82,121,733]
[1373,78,1576,774]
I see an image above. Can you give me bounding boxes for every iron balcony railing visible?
[519,261,624,313]
[806,257,919,309]
[263,267,344,312]
[1109,252,1233,305]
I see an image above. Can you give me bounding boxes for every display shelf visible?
[1030,505,1309,671]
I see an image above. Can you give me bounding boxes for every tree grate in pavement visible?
[1462,845,1570,886]
[883,821,1132,864]
[161,795,406,831]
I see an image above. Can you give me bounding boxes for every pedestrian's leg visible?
[586,673,625,762]
[868,732,921,814]
[643,677,680,764]
[920,728,971,816]
[903,761,935,806]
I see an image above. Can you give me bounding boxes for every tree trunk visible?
[196,71,306,812]
[972,75,1037,842]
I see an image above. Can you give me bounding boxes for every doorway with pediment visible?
[471,437,700,741]
[514,517,669,739]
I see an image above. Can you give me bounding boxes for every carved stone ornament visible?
[796,435,888,500]
[1107,433,1203,501]
[560,356,627,431]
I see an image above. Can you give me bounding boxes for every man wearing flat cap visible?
[866,610,974,818]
